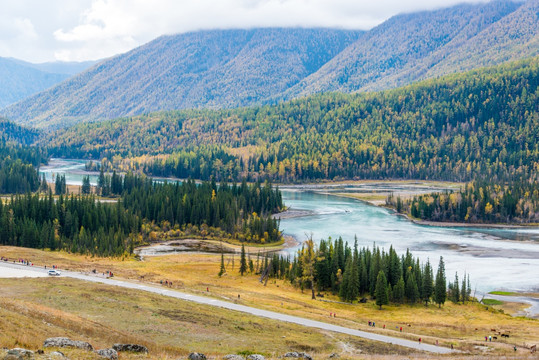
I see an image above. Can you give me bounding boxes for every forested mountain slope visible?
[47,57,539,183]
[285,0,533,96]
[0,58,69,109]
[0,117,39,145]
[5,0,538,129]
[3,29,361,129]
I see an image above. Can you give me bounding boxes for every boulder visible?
[188,353,207,360]
[43,337,93,351]
[4,348,34,360]
[246,355,265,360]
[328,354,340,359]
[223,355,245,360]
[284,352,312,360]
[112,344,148,353]
[49,352,68,359]
[95,349,118,360]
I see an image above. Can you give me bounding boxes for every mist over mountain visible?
[3,0,538,129]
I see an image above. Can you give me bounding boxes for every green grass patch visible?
[488,291,517,296]
[483,299,504,305]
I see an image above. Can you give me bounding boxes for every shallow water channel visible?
[42,159,539,294]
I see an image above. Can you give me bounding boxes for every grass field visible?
[1,245,538,358]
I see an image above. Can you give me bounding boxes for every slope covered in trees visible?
[5,0,538,128]
[0,117,40,145]
[287,0,538,96]
[0,174,284,256]
[388,178,539,224]
[0,145,45,194]
[3,29,361,129]
[48,57,539,183]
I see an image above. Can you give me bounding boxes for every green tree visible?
[421,259,434,306]
[375,270,389,309]
[81,175,91,194]
[434,256,447,307]
[393,276,405,304]
[218,252,226,277]
[239,244,247,276]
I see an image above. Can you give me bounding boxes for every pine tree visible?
[239,244,247,276]
[375,270,389,309]
[452,272,460,303]
[434,256,447,307]
[393,276,405,304]
[218,252,226,277]
[81,175,91,194]
[461,271,467,303]
[405,271,419,303]
[421,259,434,306]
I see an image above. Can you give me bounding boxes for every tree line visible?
[47,57,539,183]
[388,177,539,224]
[0,173,284,256]
[229,237,473,308]
[0,145,45,194]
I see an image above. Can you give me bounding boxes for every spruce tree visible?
[393,276,405,304]
[218,253,226,277]
[375,270,389,309]
[434,256,447,307]
[239,244,247,276]
[421,259,434,306]
[81,175,91,194]
[405,271,419,303]
[452,272,460,303]
[461,271,467,303]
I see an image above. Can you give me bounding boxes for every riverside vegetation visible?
[0,170,283,256]
[47,57,539,185]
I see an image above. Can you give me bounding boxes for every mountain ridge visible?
[3,0,539,129]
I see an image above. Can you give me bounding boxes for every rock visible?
[43,337,93,351]
[95,349,118,360]
[284,352,312,360]
[188,353,207,360]
[112,344,148,353]
[49,352,68,359]
[4,348,34,360]
[328,354,340,359]
[246,355,265,360]
[223,355,245,360]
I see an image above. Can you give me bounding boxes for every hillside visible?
[3,29,361,129]
[0,58,69,109]
[47,57,539,183]
[5,1,539,129]
[285,0,534,96]
[0,117,39,145]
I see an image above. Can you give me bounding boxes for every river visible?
[41,159,539,294]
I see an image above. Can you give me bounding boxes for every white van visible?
[48,270,61,276]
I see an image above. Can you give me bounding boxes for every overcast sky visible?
[1,0,492,63]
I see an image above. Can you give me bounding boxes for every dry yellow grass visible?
[1,245,538,358]
[0,277,419,359]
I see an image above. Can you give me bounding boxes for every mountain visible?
[46,57,539,183]
[0,58,67,109]
[4,0,539,129]
[8,58,97,76]
[3,29,362,129]
[284,0,530,96]
[0,57,96,109]
[0,117,40,145]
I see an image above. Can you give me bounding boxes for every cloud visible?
[1,0,492,62]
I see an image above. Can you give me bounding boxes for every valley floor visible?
[1,246,538,359]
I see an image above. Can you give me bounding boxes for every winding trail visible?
[0,261,454,354]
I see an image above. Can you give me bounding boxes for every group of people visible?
[160,280,173,287]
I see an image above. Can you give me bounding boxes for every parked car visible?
[48,270,61,276]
